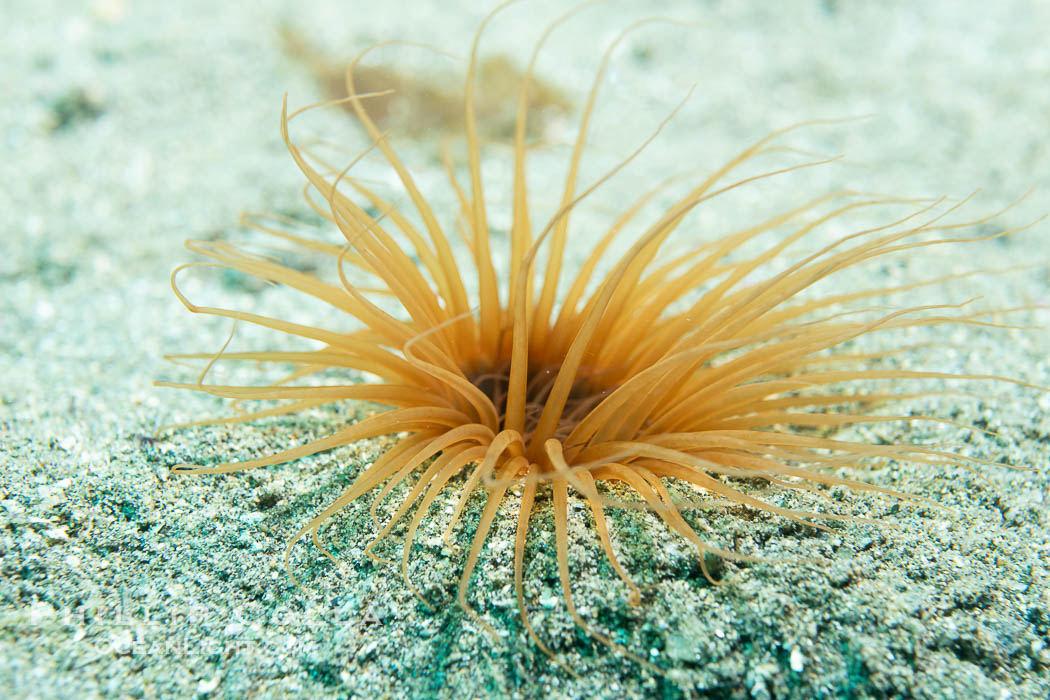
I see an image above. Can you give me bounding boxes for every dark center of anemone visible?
[468,362,611,442]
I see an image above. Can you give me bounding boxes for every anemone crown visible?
[159,6,1039,671]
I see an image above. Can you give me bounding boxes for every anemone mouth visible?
[466,357,617,446]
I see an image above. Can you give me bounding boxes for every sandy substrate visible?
[3,1,1049,698]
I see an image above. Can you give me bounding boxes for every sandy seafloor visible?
[3,0,1050,698]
